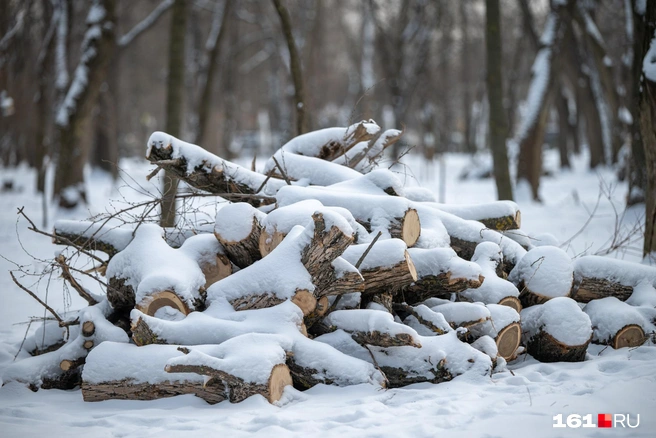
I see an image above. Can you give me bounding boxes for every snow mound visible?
[509,246,573,298]
[521,297,592,346]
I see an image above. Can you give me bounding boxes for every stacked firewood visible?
[4,120,655,405]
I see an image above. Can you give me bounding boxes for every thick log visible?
[146,131,281,206]
[425,201,521,231]
[572,277,634,303]
[179,234,233,288]
[393,303,452,336]
[494,323,521,361]
[323,309,421,348]
[214,203,266,269]
[402,248,484,304]
[521,297,592,363]
[81,378,226,404]
[342,239,417,297]
[358,208,421,248]
[60,357,85,372]
[583,297,648,349]
[135,290,190,318]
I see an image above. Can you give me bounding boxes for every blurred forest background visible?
[1,0,655,256]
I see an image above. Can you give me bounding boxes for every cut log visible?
[335,129,404,172]
[342,239,417,296]
[60,357,85,372]
[402,248,484,304]
[521,297,592,362]
[275,186,421,248]
[135,291,190,318]
[583,297,648,349]
[258,200,364,257]
[165,335,293,404]
[509,246,573,307]
[179,234,233,288]
[53,220,133,258]
[304,295,329,329]
[146,131,282,206]
[106,225,206,312]
[572,256,656,303]
[214,203,266,269]
[83,340,94,350]
[393,303,452,336]
[323,309,421,348]
[130,301,305,347]
[81,342,225,403]
[467,304,521,361]
[459,242,521,311]
[81,320,96,337]
[429,302,492,331]
[425,201,521,231]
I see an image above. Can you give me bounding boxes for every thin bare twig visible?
[272,155,292,185]
[10,271,63,325]
[55,255,98,305]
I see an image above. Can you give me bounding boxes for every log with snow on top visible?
[468,304,522,361]
[322,309,422,348]
[316,329,492,388]
[424,200,521,231]
[402,248,484,304]
[178,234,233,288]
[521,297,592,363]
[164,334,294,404]
[3,301,128,390]
[459,242,521,312]
[341,239,417,300]
[571,256,656,304]
[393,303,453,336]
[106,224,206,315]
[333,129,404,173]
[275,185,421,247]
[268,120,380,162]
[258,199,367,257]
[81,342,225,403]
[146,132,283,205]
[214,202,266,269]
[583,297,649,349]
[429,302,492,336]
[206,212,362,315]
[52,220,134,258]
[508,246,573,307]
[130,300,305,346]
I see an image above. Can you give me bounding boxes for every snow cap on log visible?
[460,242,520,309]
[583,297,648,348]
[425,200,521,231]
[429,302,492,329]
[106,224,205,311]
[572,255,656,303]
[53,219,134,257]
[521,297,592,362]
[328,169,405,197]
[324,309,422,348]
[509,246,573,306]
[146,131,284,200]
[179,234,232,288]
[214,202,267,268]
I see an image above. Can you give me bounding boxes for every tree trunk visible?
[160,0,187,228]
[272,0,308,136]
[639,1,656,259]
[54,0,116,209]
[556,88,572,168]
[485,0,513,201]
[460,1,474,154]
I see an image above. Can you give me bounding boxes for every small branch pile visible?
[4,120,656,405]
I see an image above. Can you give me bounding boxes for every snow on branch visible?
[118,0,175,48]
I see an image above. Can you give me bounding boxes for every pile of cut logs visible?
[4,120,655,405]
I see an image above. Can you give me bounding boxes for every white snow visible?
[430,302,491,327]
[574,255,656,287]
[408,247,482,281]
[105,224,205,309]
[341,238,407,270]
[214,202,266,242]
[643,29,656,82]
[461,242,520,305]
[521,297,592,346]
[509,246,573,298]
[583,297,648,345]
[324,309,420,344]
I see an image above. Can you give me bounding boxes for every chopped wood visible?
[60,357,85,372]
[494,322,522,360]
[82,320,96,337]
[572,277,634,303]
[165,361,292,404]
[403,271,484,305]
[214,203,266,269]
[526,330,590,363]
[83,340,94,350]
[135,290,190,317]
[611,325,646,349]
[81,378,227,404]
[497,296,522,313]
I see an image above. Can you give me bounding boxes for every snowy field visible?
[0,150,654,437]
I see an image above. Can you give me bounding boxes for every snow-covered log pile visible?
[5,121,656,404]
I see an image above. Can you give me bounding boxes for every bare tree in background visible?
[485,0,513,201]
[637,0,656,260]
[53,0,116,209]
[160,0,187,227]
[272,0,308,136]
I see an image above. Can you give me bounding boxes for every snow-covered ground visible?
[0,150,654,437]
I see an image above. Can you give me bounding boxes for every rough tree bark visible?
[54,0,116,208]
[272,0,308,136]
[485,0,513,201]
[639,1,656,259]
[160,0,187,228]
